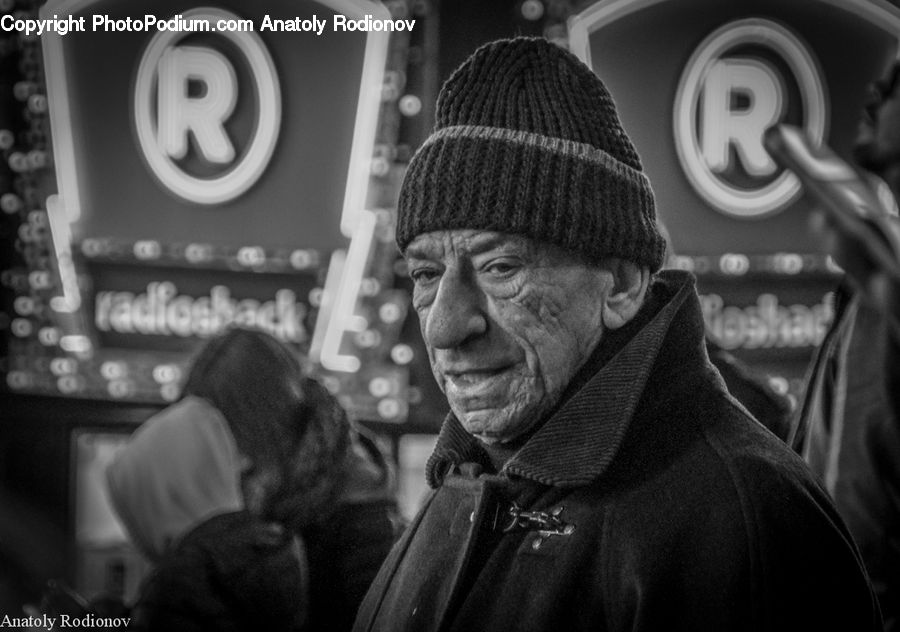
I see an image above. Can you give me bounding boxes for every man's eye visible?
[409,268,439,283]
[483,260,519,276]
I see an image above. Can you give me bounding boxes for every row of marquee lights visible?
[68,235,844,278]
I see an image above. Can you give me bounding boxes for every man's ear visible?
[601,259,650,330]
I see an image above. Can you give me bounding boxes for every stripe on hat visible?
[422,124,651,187]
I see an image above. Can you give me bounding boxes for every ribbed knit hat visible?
[396,37,666,271]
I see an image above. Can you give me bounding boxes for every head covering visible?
[396,37,666,271]
[105,396,244,562]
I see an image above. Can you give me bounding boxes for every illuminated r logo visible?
[134,7,280,205]
[701,59,784,177]
[157,46,237,164]
[674,18,827,218]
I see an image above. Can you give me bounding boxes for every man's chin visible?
[456,409,512,443]
[457,408,543,445]
[472,432,503,445]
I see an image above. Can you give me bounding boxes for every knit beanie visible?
[396,37,666,271]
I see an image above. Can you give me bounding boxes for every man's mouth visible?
[443,366,514,397]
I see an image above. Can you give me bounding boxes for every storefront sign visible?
[569,0,900,255]
[132,7,281,205]
[41,0,389,254]
[85,262,318,353]
[700,291,832,351]
[672,18,826,218]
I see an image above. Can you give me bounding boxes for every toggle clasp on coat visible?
[497,503,576,539]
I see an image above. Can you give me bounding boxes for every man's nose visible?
[423,268,487,350]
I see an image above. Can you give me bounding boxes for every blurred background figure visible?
[853,60,900,420]
[796,61,900,632]
[106,388,307,631]
[106,327,314,631]
[103,327,398,631]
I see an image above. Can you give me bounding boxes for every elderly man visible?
[354,38,880,631]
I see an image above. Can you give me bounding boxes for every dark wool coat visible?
[353,271,881,632]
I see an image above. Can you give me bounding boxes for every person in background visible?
[353,37,880,631]
[106,327,315,631]
[796,60,900,631]
[176,327,400,632]
[852,60,900,419]
[106,388,309,631]
[107,328,399,631]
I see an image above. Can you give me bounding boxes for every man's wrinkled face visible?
[406,230,612,444]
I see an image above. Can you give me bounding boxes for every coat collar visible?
[426,270,699,489]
